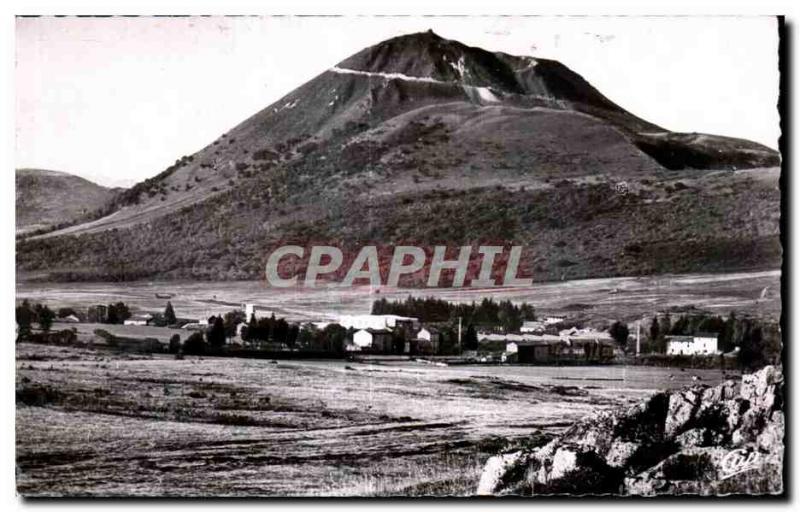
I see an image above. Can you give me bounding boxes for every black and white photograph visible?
[10,11,788,499]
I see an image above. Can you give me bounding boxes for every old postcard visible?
[14,15,784,497]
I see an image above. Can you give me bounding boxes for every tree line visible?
[371,296,536,332]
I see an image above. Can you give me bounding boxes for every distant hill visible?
[17,31,782,283]
[15,169,119,236]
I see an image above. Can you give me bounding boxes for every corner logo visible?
[720,448,762,480]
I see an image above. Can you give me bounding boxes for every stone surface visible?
[478,366,784,496]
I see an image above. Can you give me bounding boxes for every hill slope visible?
[15,169,118,236]
[17,31,782,283]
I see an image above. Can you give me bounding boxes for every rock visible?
[605,440,640,467]
[476,451,525,495]
[545,446,579,481]
[757,411,784,453]
[665,388,702,437]
[675,428,723,449]
[561,412,617,454]
[626,445,782,496]
[740,366,782,407]
[478,366,784,496]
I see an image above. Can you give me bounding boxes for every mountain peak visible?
[336,31,525,93]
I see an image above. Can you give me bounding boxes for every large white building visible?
[338,314,418,331]
[666,333,719,355]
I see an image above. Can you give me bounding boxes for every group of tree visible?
[608,321,630,346]
[107,302,131,324]
[241,312,299,348]
[295,323,348,354]
[371,296,535,332]
[175,309,303,355]
[87,302,131,324]
[15,299,55,337]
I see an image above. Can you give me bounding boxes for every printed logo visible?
[720,448,762,480]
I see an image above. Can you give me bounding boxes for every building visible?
[666,333,719,355]
[518,342,557,364]
[235,322,247,337]
[417,327,440,344]
[544,315,566,325]
[505,334,562,361]
[338,314,418,331]
[504,331,615,364]
[413,327,441,355]
[560,328,614,345]
[182,322,207,331]
[243,304,272,321]
[352,328,394,353]
[124,314,153,326]
[559,326,609,338]
[520,321,545,333]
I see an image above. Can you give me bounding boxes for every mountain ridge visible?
[16,31,782,283]
[15,168,120,237]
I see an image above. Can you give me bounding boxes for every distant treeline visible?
[371,296,536,332]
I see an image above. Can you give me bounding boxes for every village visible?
[15,295,746,368]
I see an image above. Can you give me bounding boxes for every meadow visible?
[15,343,733,497]
[16,270,781,325]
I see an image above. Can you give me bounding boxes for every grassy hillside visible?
[16,109,782,283]
[15,169,118,235]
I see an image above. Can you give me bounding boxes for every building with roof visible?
[352,328,394,353]
[666,333,719,355]
[338,314,418,331]
[124,314,153,326]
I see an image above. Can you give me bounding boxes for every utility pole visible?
[636,320,641,356]
[458,316,462,353]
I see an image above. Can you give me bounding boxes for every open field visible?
[49,322,182,345]
[17,270,781,325]
[15,343,736,497]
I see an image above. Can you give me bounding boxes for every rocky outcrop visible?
[477,366,784,496]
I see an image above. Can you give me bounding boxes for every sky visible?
[16,16,780,188]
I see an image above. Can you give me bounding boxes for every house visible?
[61,314,80,323]
[124,314,153,326]
[508,332,615,364]
[666,333,719,355]
[235,323,247,337]
[352,328,394,353]
[520,321,545,333]
[417,327,441,345]
[507,334,563,362]
[413,330,440,355]
[544,315,566,325]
